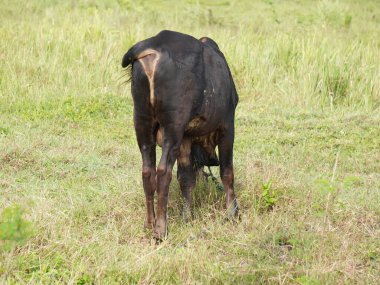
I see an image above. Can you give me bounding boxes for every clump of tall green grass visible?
[0,206,33,252]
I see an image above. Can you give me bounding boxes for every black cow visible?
[121,30,238,239]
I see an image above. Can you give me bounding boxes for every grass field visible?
[1,0,379,284]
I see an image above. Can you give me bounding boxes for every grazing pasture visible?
[0,0,379,283]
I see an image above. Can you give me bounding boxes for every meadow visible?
[0,0,379,283]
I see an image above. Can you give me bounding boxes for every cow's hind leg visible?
[135,119,157,230]
[141,144,156,229]
[177,138,196,222]
[155,132,184,240]
[218,126,239,219]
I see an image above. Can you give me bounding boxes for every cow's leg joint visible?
[142,166,152,178]
[157,165,166,176]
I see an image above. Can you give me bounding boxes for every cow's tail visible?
[121,38,156,68]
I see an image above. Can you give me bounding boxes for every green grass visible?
[1,0,379,283]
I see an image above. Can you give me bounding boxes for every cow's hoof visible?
[144,216,155,230]
[225,199,240,221]
[153,230,167,242]
[144,220,155,230]
[154,220,167,241]
[182,205,193,223]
